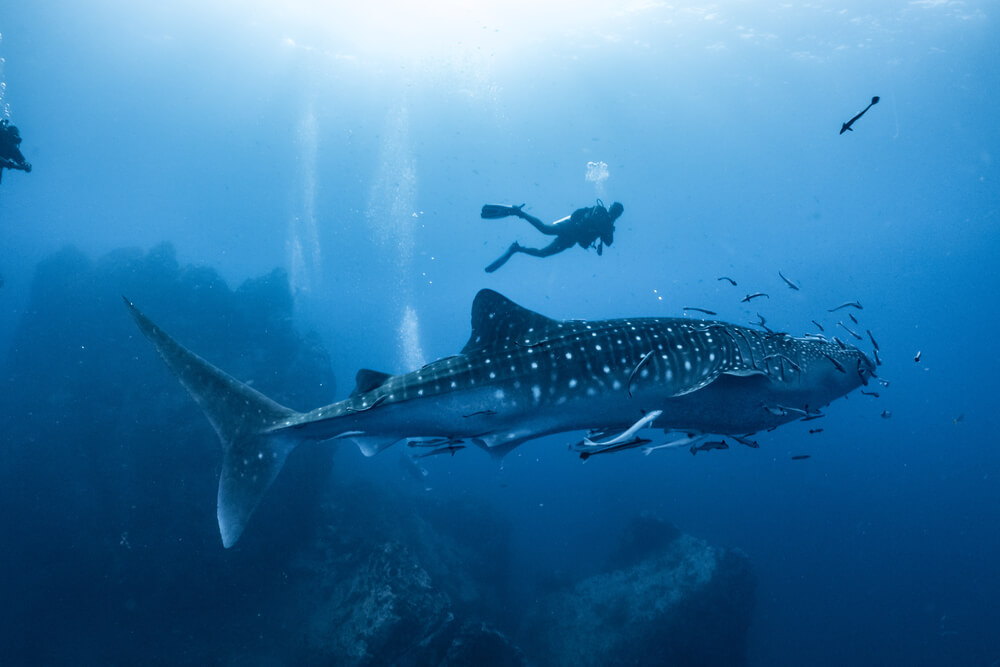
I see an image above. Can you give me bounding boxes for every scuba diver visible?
[0,120,32,184]
[481,200,624,273]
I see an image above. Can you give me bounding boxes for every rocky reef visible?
[0,245,755,666]
[0,243,338,664]
[519,515,755,667]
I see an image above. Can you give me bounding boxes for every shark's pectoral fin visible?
[468,433,531,460]
[346,434,402,457]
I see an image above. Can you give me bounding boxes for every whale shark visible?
[125,289,874,547]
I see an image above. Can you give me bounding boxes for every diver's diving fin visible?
[481,204,523,219]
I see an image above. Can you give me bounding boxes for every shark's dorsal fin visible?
[350,369,393,397]
[462,289,558,354]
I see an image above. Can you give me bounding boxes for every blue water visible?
[2,2,998,665]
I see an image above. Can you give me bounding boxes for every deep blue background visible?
[2,2,998,665]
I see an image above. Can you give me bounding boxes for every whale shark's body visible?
[126,289,873,547]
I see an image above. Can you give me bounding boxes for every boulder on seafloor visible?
[439,621,527,667]
[275,489,526,667]
[298,540,455,666]
[518,516,755,667]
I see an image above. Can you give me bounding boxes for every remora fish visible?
[124,289,874,547]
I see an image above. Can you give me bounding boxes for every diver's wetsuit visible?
[483,201,622,273]
[0,120,32,184]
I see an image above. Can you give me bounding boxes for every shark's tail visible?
[124,297,302,548]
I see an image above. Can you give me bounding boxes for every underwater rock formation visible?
[0,243,337,664]
[267,485,523,667]
[0,245,754,666]
[287,534,525,667]
[299,539,455,665]
[518,515,755,667]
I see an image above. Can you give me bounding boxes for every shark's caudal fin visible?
[123,297,302,548]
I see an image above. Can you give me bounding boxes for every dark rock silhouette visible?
[518,515,755,666]
[0,243,337,664]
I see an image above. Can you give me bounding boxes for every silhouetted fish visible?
[414,444,466,459]
[689,440,729,456]
[840,96,880,134]
[827,301,863,312]
[778,271,800,291]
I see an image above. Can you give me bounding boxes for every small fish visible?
[689,440,729,456]
[584,410,662,447]
[763,403,808,417]
[741,292,769,303]
[822,353,846,373]
[717,276,737,286]
[791,455,811,461]
[731,434,759,449]
[579,437,652,461]
[763,353,802,373]
[914,350,922,363]
[801,413,825,422]
[837,321,863,340]
[861,390,880,398]
[848,313,859,324]
[462,409,496,418]
[953,414,964,424]
[811,320,825,332]
[684,307,717,316]
[407,437,461,448]
[626,350,655,399]
[866,329,879,351]
[873,348,882,366]
[752,313,773,333]
[881,410,892,419]
[856,358,869,386]
[778,271,800,291]
[642,434,703,455]
[840,95,880,135]
[827,301,863,312]
[808,428,824,434]
[832,336,847,350]
[414,444,466,458]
